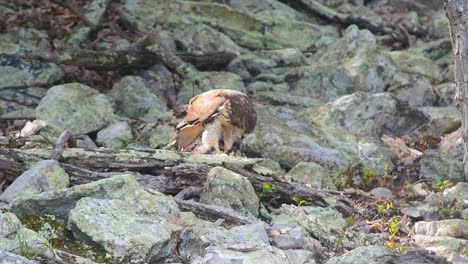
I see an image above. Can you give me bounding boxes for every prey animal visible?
[170,89,257,154]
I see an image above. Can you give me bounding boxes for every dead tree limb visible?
[0,148,353,214]
[51,130,75,161]
[445,0,468,182]
[174,198,254,226]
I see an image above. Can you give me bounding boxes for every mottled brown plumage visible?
[171,89,257,154]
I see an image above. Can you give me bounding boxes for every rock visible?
[200,167,259,217]
[206,71,245,91]
[412,182,433,197]
[434,83,456,106]
[36,83,118,135]
[326,246,390,264]
[226,0,304,23]
[270,223,323,253]
[413,234,468,259]
[284,25,440,106]
[439,127,463,161]
[108,76,166,118]
[0,87,48,113]
[415,219,468,239]
[401,203,439,219]
[0,27,50,55]
[311,91,428,138]
[178,215,237,261]
[0,212,55,260]
[0,160,69,203]
[16,120,48,138]
[369,187,394,199]
[285,162,336,189]
[443,182,468,205]
[192,244,294,264]
[83,0,108,25]
[120,0,337,50]
[416,106,460,137]
[241,105,356,169]
[230,223,269,244]
[96,121,133,149]
[11,174,179,221]
[277,205,347,245]
[0,249,37,264]
[380,249,450,264]
[0,55,62,90]
[420,150,464,183]
[68,197,181,262]
[172,24,241,54]
[284,249,316,264]
[147,124,176,148]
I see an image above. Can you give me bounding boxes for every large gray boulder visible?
[172,24,242,54]
[0,160,69,203]
[241,105,392,176]
[326,246,390,264]
[413,235,468,261]
[36,83,118,135]
[120,0,337,50]
[108,76,166,118]
[0,54,62,90]
[200,167,259,217]
[285,162,336,189]
[192,245,296,264]
[276,205,347,246]
[311,91,429,138]
[419,150,464,183]
[11,174,179,221]
[415,220,468,239]
[68,197,181,263]
[96,121,133,149]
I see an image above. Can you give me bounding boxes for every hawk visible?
[171,89,257,154]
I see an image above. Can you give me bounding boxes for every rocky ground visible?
[0,0,467,263]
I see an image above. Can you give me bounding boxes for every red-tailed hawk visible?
[171,89,257,154]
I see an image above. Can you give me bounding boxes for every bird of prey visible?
[170,89,257,154]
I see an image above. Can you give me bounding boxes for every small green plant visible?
[361,166,375,187]
[260,182,274,197]
[346,215,356,227]
[388,215,401,237]
[432,179,452,192]
[292,196,306,206]
[462,245,468,257]
[14,222,52,260]
[439,203,462,219]
[384,240,409,254]
[376,202,393,217]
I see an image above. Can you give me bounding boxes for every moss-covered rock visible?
[36,83,118,135]
[0,160,69,203]
[68,197,181,263]
[108,76,166,118]
[200,167,259,218]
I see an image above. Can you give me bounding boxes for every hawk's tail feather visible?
[172,124,205,149]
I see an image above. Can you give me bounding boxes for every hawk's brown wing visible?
[173,91,227,149]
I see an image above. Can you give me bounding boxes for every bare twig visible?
[174,198,254,226]
[51,130,75,161]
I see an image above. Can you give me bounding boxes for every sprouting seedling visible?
[292,196,306,206]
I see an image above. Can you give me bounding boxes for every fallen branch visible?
[174,198,254,226]
[0,148,353,214]
[51,130,75,161]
